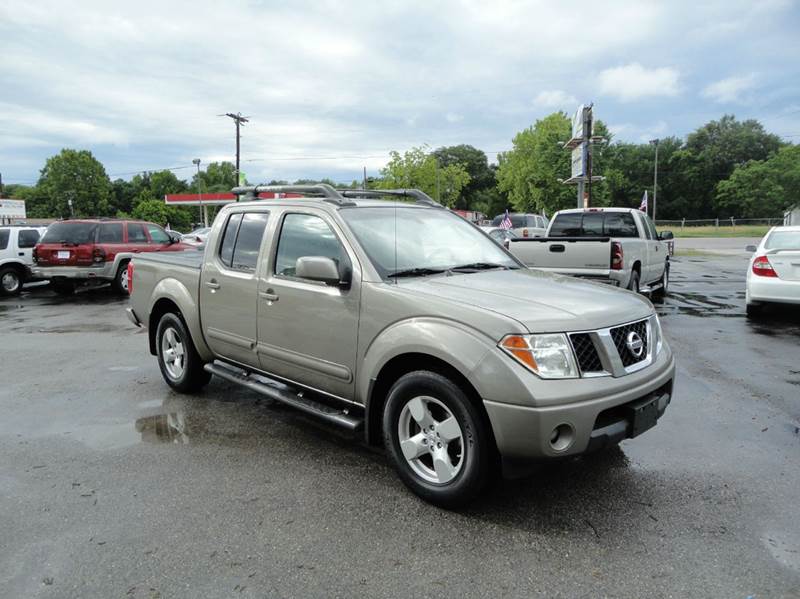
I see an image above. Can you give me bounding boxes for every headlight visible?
[499,333,579,379]
[653,314,663,355]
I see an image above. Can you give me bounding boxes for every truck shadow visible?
[134,388,681,538]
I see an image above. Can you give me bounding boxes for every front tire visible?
[0,267,22,297]
[382,370,492,508]
[156,312,211,393]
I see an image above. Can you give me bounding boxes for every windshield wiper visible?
[387,267,448,279]
[449,262,515,272]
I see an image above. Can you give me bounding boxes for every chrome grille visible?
[610,319,649,367]
[569,333,604,373]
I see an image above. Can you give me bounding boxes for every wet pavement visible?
[1,255,799,598]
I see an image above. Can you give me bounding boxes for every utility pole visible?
[363,166,367,190]
[585,108,593,207]
[221,112,249,192]
[0,172,4,198]
[193,158,206,227]
[650,139,660,223]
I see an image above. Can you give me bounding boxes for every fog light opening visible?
[550,424,575,452]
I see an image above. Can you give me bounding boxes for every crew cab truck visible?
[0,225,47,296]
[508,208,674,295]
[127,185,675,507]
[32,218,190,295]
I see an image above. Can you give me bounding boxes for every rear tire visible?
[627,269,641,294]
[382,370,492,508]
[51,280,75,296]
[156,312,211,393]
[0,266,22,297]
[112,261,130,295]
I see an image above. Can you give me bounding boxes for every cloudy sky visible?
[1,0,799,186]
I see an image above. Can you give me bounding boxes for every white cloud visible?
[445,112,463,123]
[701,74,757,103]
[533,90,578,108]
[597,63,680,102]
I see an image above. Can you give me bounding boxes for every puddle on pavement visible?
[657,291,740,318]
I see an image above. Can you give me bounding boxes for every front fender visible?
[358,317,496,405]
[148,278,213,361]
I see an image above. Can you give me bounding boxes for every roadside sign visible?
[571,104,585,141]
[0,198,25,219]
[571,146,585,179]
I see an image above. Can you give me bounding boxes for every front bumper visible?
[32,263,116,281]
[481,347,675,460]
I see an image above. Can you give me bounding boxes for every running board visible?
[204,362,364,432]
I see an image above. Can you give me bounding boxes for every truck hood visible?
[399,268,653,333]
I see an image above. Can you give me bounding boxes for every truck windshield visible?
[549,212,638,237]
[41,222,97,244]
[341,207,519,278]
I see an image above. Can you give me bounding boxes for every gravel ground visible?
[1,253,798,598]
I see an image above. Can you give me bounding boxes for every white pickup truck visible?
[507,208,673,295]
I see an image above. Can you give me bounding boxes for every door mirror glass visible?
[745,244,757,252]
[658,230,674,240]
[295,256,345,286]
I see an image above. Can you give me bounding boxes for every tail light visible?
[126,261,134,295]
[92,247,107,263]
[522,228,529,238]
[752,255,777,278]
[611,241,623,270]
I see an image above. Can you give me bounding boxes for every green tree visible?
[191,162,237,193]
[37,149,112,217]
[432,145,496,210]
[496,112,573,215]
[670,115,783,218]
[131,198,193,231]
[715,145,800,218]
[380,146,470,207]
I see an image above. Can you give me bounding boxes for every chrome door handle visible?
[259,291,279,302]
[205,281,220,290]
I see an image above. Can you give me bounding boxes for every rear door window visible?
[0,229,9,250]
[97,223,124,243]
[18,229,41,248]
[127,223,148,243]
[218,213,243,268]
[231,213,269,271]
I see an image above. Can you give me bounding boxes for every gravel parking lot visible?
[1,253,799,598]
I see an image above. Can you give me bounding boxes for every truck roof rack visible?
[231,184,356,206]
[338,188,443,208]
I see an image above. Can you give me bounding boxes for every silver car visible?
[490,213,548,238]
[746,226,800,316]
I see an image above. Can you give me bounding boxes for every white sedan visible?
[745,226,800,317]
[180,227,211,246]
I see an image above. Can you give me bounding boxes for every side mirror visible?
[168,231,182,244]
[745,245,757,252]
[658,231,674,240]
[295,256,348,287]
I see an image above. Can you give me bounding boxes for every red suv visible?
[33,219,192,294]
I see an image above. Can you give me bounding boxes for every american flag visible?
[500,209,513,230]
[639,190,648,213]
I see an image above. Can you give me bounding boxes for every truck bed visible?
[133,249,204,270]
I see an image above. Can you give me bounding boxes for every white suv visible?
[0,225,47,296]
